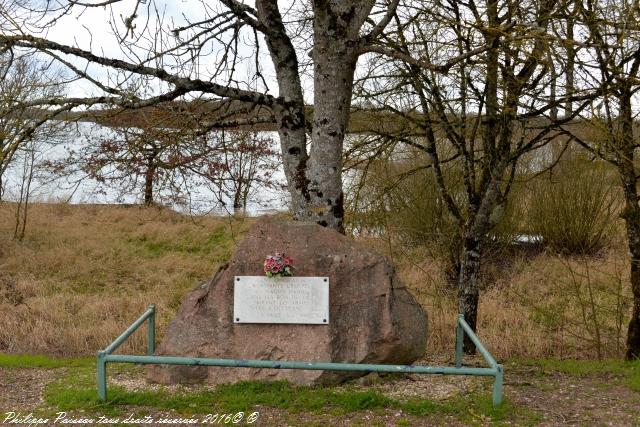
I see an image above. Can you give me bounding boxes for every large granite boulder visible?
[148,216,427,385]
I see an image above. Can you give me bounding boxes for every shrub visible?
[344,149,523,284]
[525,155,620,255]
[345,152,460,255]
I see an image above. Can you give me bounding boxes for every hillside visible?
[0,202,631,360]
[0,203,250,355]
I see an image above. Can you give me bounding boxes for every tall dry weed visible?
[0,202,249,356]
[399,244,631,360]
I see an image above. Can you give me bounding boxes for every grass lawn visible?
[2,354,639,425]
[1,354,536,426]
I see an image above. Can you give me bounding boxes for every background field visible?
[0,202,630,360]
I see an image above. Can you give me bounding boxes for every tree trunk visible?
[549,54,558,122]
[143,166,154,206]
[143,144,158,206]
[619,86,640,360]
[233,182,243,211]
[306,54,354,232]
[257,1,375,232]
[564,5,575,117]
[459,234,483,353]
[305,3,366,233]
[458,165,507,353]
[256,0,310,222]
[621,178,640,360]
[627,246,640,360]
[457,0,501,353]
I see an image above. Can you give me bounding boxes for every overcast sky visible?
[20,0,293,101]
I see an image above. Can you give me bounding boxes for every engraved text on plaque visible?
[233,276,329,324]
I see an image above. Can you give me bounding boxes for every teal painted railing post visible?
[97,350,107,401]
[455,314,464,368]
[147,304,155,355]
[492,364,504,406]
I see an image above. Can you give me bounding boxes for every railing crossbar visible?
[97,305,504,407]
[104,354,498,376]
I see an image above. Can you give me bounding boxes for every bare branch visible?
[0,34,286,109]
[360,0,401,45]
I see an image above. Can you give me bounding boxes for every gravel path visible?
[0,367,54,412]
[0,364,638,426]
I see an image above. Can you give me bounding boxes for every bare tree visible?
[0,0,406,232]
[45,107,280,211]
[570,0,640,360]
[194,130,280,214]
[46,120,222,207]
[352,0,593,352]
[0,53,66,200]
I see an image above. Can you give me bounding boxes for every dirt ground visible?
[505,365,640,426]
[0,362,638,427]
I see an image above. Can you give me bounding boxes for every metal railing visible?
[97,307,504,406]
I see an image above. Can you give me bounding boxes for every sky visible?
[2,1,303,211]
[18,0,295,102]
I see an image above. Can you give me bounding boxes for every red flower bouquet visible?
[264,252,294,277]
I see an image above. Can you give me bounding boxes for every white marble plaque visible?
[233,276,329,324]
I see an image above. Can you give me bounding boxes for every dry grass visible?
[0,202,250,356]
[399,242,631,360]
[0,202,632,361]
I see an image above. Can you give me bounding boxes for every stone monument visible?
[148,216,428,385]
